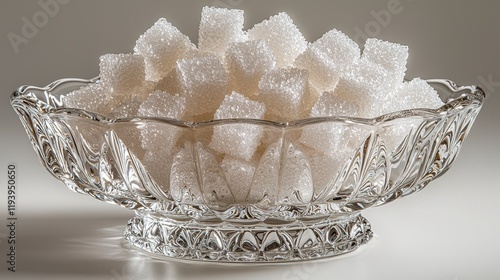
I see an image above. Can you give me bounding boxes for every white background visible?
[1,1,499,279]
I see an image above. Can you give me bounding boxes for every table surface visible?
[1,1,499,279]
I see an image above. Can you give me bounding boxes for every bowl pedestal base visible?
[124,210,373,262]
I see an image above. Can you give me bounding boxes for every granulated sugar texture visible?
[62,6,445,172]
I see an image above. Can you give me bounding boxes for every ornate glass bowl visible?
[11,78,485,262]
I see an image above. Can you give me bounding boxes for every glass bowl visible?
[10,78,485,262]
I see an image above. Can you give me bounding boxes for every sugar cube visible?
[248,12,307,68]
[342,58,391,93]
[138,91,186,158]
[389,78,444,111]
[362,38,408,86]
[138,81,157,99]
[338,59,392,117]
[299,122,365,162]
[99,54,146,95]
[308,153,342,201]
[69,115,107,150]
[300,90,370,160]
[196,143,235,206]
[102,80,155,114]
[198,7,247,55]
[294,29,361,96]
[188,112,219,123]
[183,45,219,60]
[310,89,362,118]
[134,18,192,82]
[111,122,145,161]
[278,142,313,204]
[138,90,186,119]
[62,83,110,114]
[380,118,421,154]
[103,92,146,161]
[209,92,266,161]
[300,83,321,117]
[226,40,276,98]
[294,46,341,93]
[221,156,256,203]
[170,142,203,204]
[175,55,229,116]
[258,68,309,120]
[108,95,143,118]
[154,69,182,95]
[310,29,360,71]
[380,78,444,152]
[247,140,281,205]
[141,148,172,190]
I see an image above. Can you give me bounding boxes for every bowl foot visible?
[124,211,373,262]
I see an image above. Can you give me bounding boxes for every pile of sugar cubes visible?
[62,7,445,200]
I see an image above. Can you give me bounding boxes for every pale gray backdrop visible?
[1,0,499,279]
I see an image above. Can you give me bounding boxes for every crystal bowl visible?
[11,78,485,262]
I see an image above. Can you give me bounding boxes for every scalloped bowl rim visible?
[11,77,486,129]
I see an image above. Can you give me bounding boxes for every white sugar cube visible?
[196,143,235,206]
[107,96,145,159]
[302,123,370,164]
[330,79,373,118]
[294,46,341,93]
[154,69,182,94]
[99,53,146,95]
[138,90,186,119]
[380,118,421,154]
[170,142,203,204]
[141,149,172,190]
[101,81,155,116]
[362,38,408,85]
[310,89,362,118]
[134,18,192,82]
[390,78,444,111]
[198,7,247,55]
[342,58,391,93]
[294,31,360,113]
[278,143,313,204]
[138,91,186,157]
[175,55,229,116]
[108,95,143,118]
[221,156,256,203]
[183,46,203,58]
[226,40,276,97]
[112,122,145,160]
[300,84,322,118]
[62,83,110,114]
[381,78,444,151]
[138,81,157,98]
[209,92,266,161]
[309,153,341,201]
[300,90,370,160]
[247,140,281,205]
[248,12,307,68]
[258,68,309,120]
[339,59,392,117]
[310,29,360,71]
